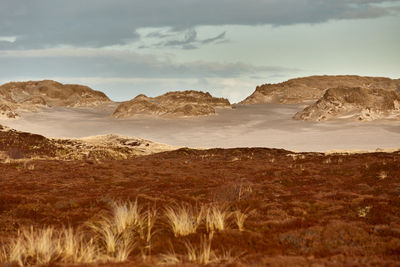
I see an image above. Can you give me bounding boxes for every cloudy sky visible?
[0,0,399,102]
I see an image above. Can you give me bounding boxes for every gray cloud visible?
[339,4,391,19]
[0,48,299,79]
[163,29,198,48]
[148,29,227,49]
[0,0,399,49]
[145,31,175,39]
[201,32,227,44]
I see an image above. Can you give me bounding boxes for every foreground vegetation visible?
[0,200,245,266]
[1,147,400,266]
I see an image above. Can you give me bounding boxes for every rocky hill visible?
[0,80,111,119]
[113,90,231,118]
[293,86,400,121]
[240,75,400,104]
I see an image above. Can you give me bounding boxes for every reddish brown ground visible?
[1,147,400,266]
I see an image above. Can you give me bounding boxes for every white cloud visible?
[0,36,17,43]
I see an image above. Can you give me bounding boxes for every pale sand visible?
[1,103,400,152]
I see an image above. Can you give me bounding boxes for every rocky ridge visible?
[113,90,231,118]
[0,80,111,119]
[294,86,400,121]
[240,75,400,105]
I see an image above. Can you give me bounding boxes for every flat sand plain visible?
[1,103,399,152]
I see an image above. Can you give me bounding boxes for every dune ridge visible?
[240,75,400,105]
[0,80,111,119]
[113,90,231,118]
[294,86,400,121]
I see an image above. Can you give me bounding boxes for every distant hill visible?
[293,86,400,121]
[0,80,111,119]
[240,75,400,104]
[113,90,231,118]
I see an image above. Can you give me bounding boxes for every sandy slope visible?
[1,103,399,152]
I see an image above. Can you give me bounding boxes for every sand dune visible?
[294,86,400,121]
[241,75,400,104]
[113,90,231,118]
[0,80,111,119]
[1,103,399,152]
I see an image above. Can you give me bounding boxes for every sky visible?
[0,0,399,103]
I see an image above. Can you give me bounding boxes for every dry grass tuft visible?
[234,210,248,231]
[1,200,157,266]
[0,201,241,266]
[158,233,235,265]
[185,233,215,264]
[358,206,372,218]
[1,226,101,266]
[140,207,158,261]
[238,184,253,201]
[7,226,60,266]
[87,218,135,262]
[87,200,156,262]
[0,247,6,263]
[205,206,230,232]
[111,200,144,234]
[59,227,101,263]
[158,252,181,265]
[378,171,388,180]
[164,203,203,236]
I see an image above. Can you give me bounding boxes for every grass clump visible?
[0,200,242,266]
[205,205,230,232]
[1,226,101,266]
[59,227,101,263]
[185,233,214,264]
[87,199,156,262]
[234,210,248,231]
[1,200,156,266]
[164,203,203,237]
[159,233,235,265]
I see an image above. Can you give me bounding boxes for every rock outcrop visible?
[113,90,231,118]
[240,75,400,104]
[293,86,400,121]
[0,80,111,118]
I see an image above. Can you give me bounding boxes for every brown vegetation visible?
[0,144,400,265]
